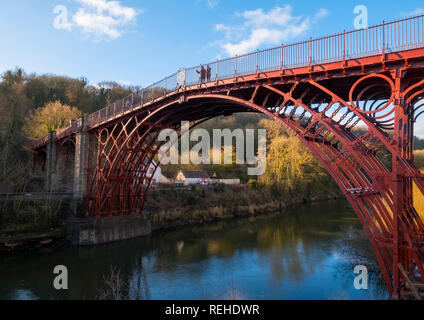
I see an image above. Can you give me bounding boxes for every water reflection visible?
[0,200,388,300]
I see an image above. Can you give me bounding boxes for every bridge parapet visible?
[25,14,424,298]
[28,14,424,150]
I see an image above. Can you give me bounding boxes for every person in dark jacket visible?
[206,65,211,82]
[197,65,206,84]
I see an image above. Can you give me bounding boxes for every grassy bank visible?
[0,197,64,241]
[147,184,341,230]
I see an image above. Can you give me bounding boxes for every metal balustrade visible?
[32,14,424,148]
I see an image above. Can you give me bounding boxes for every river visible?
[0,200,388,300]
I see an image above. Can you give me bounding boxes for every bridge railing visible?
[133,14,424,96]
[56,121,78,141]
[32,14,424,147]
[86,72,181,128]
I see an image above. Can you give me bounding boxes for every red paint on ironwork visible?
[27,15,424,299]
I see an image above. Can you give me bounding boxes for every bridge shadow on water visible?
[0,200,388,300]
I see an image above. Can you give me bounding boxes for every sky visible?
[0,0,423,133]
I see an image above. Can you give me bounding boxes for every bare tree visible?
[223,279,246,300]
[96,266,130,300]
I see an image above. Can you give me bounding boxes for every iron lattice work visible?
[86,71,424,298]
[30,15,424,299]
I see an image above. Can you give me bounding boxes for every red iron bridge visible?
[30,15,424,299]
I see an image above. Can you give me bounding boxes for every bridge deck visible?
[30,14,424,150]
[25,14,424,299]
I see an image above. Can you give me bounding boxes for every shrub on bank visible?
[414,150,424,170]
[147,184,340,229]
[0,197,63,238]
[247,179,258,189]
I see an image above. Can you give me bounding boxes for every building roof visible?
[179,171,209,179]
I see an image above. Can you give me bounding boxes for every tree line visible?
[1,67,424,195]
[160,113,338,196]
[162,113,424,196]
[0,68,136,191]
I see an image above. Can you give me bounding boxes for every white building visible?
[146,162,169,184]
[214,179,240,185]
[136,161,169,185]
[176,171,210,185]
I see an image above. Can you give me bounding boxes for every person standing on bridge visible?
[125,99,131,109]
[206,65,211,82]
[197,65,206,84]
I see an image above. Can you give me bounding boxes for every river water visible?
[0,200,388,300]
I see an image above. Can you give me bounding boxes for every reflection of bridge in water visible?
[29,15,424,299]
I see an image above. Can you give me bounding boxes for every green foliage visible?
[200,113,267,132]
[247,179,258,189]
[2,68,24,86]
[258,134,334,196]
[0,198,63,238]
[0,68,134,131]
[211,183,229,193]
[0,76,30,164]
[258,118,288,141]
[0,68,136,189]
[256,119,338,197]
[22,75,135,114]
[160,114,339,197]
[142,87,167,102]
[415,136,424,150]
[414,150,424,169]
[160,114,267,182]
[24,101,83,139]
[192,185,202,193]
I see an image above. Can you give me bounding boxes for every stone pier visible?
[35,116,153,245]
[71,117,90,217]
[44,131,56,193]
[66,215,151,246]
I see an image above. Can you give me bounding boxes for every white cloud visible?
[207,0,218,9]
[238,6,297,27]
[411,8,424,16]
[61,0,139,40]
[118,80,134,86]
[215,5,329,56]
[196,0,218,9]
[315,8,329,20]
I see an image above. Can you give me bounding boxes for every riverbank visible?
[0,184,341,251]
[147,184,341,230]
[0,200,386,300]
[0,197,67,252]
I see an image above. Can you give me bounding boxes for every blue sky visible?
[0,0,423,88]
